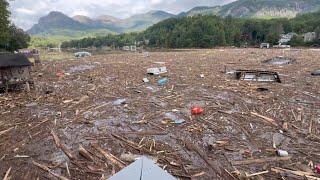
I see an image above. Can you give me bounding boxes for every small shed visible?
[0,54,33,92]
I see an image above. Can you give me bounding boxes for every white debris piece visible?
[143,78,150,83]
[143,52,150,57]
[147,67,167,75]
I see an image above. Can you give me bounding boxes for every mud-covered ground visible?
[1,48,320,180]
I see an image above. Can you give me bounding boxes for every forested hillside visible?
[61,10,320,49]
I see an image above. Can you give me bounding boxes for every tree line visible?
[62,10,320,49]
[0,0,30,52]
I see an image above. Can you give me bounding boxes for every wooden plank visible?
[232,156,291,166]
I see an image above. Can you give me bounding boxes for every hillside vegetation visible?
[61,10,320,49]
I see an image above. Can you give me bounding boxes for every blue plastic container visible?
[157,78,168,86]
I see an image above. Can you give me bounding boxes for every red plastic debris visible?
[316,164,320,174]
[191,107,204,115]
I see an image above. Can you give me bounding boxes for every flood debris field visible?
[1,48,320,179]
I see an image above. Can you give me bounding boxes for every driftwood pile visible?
[0,48,320,179]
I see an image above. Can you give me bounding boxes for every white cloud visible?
[71,10,90,17]
[15,8,36,15]
[151,0,163,5]
[9,0,236,30]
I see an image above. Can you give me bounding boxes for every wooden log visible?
[32,161,69,180]
[0,127,14,136]
[65,162,71,177]
[271,167,320,180]
[79,145,94,161]
[232,156,291,166]
[184,139,222,176]
[3,167,12,180]
[51,131,75,160]
[111,133,153,154]
[246,170,269,177]
[92,144,126,169]
[29,119,49,130]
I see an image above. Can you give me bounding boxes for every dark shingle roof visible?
[0,54,32,68]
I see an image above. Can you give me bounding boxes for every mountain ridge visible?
[28,10,176,35]
[28,0,320,45]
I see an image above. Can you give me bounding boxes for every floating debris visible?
[147,67,167,75]
[113,99,127,105]
[142,78,150,83]
[164,112,186,124]
[311,70,320,76]
[191,107,204,115]
[157,78,168,86]
[277,150,289,157]
[263,56,295,65]
[68,64,95,73]
[257,87,269,92]
[234,70,281,83]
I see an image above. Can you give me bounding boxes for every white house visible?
[303,32,316,42]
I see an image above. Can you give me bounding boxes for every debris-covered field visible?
[1,48,320,179]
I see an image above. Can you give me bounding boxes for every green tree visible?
[289,35,304,46]
[0,0,10,50]
[7,25,31,51]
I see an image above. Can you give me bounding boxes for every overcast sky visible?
[9,0,236,30]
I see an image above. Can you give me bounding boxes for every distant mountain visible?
[122,10,175,31]
[28,11,88,34]
[72,15,97,25]
[178,0,320,18]
[219,0,320,18]
[178,6,221,17]
[95,15,122,24]
[28,10,175,36]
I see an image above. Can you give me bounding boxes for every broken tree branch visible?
[246,170,269,177]
[2,167,12,180]
[51,130,75,160]
[271,167,320,180]
[0,127,14,136]
[79,145,94,161]
[111,133,153,154]
[92,144,126,169]
[250,112,278,127]
[32,161,69,180]
[184,139,222,176]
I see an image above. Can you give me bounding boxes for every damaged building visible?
[0,54,33,92]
